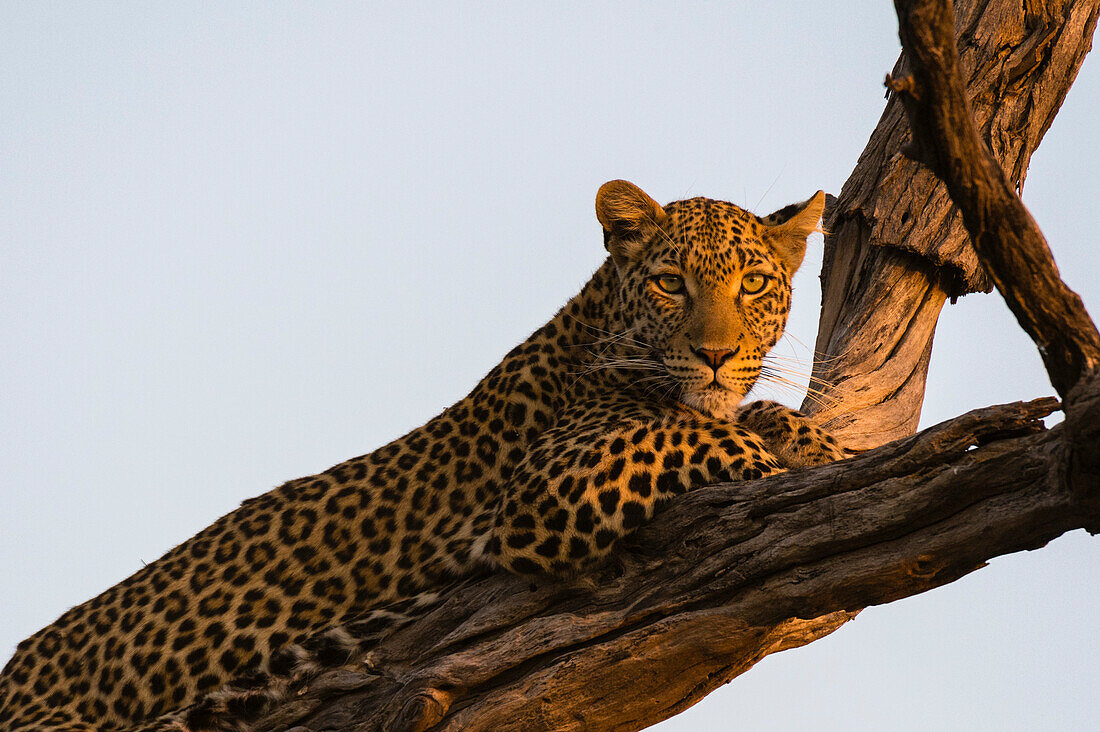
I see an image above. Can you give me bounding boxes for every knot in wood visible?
[393,686,455,732]
[905,553,939,579]
[885,72,920,100]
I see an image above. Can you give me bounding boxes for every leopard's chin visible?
[678,385,745,422]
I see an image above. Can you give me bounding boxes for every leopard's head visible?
[596,179,824,421]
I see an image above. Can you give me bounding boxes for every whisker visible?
[756,371,843,411]
[759,361,813,378]
[758,363,840,396]
[754,166,786,210]
[780,332,860,367]
[759,365,835,395]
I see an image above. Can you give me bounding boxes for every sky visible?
[1,3,1096,730]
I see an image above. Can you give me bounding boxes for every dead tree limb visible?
[249,395,1097,732]
[890,0,1100,399]
[232,0,1100,729]
[888,0,1100,524]
[808,0,1100,448]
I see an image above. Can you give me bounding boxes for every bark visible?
[890,0,1100,398]
[887,0,1100,517]
[250,396,1099,732]
[232,0,1100,729]
[806,0,1100,448]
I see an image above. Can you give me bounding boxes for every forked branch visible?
[889,0,1100,508]
[890,0,1100,397]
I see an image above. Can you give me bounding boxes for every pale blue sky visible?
[1,3,1096,730]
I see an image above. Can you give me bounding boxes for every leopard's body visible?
[0,181,846,730]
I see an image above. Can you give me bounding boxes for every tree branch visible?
[889,0,1100,399]
[244,395,1096,731]
[888,0,1100,517]
[807,0,1100,447]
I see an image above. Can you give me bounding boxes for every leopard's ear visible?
[760,190,825,273]
[595,180,667,267]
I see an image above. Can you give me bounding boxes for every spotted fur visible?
[0,180,847,730]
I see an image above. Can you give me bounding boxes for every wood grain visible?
[245,396,1099,731]
[806,0,1100,447]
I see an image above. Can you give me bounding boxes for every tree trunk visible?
[807,0,1099,449]
[225,0,1100,729]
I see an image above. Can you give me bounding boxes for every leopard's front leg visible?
[735,400,850,468]
[488,398,784,576]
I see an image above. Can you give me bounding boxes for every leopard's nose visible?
[690,346,737,370]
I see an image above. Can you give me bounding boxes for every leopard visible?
[0,180,848,731]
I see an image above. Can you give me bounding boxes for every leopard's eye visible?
[654,274,685,294]
[741,273,769,295]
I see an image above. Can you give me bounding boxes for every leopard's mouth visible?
[676,381,744,421]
